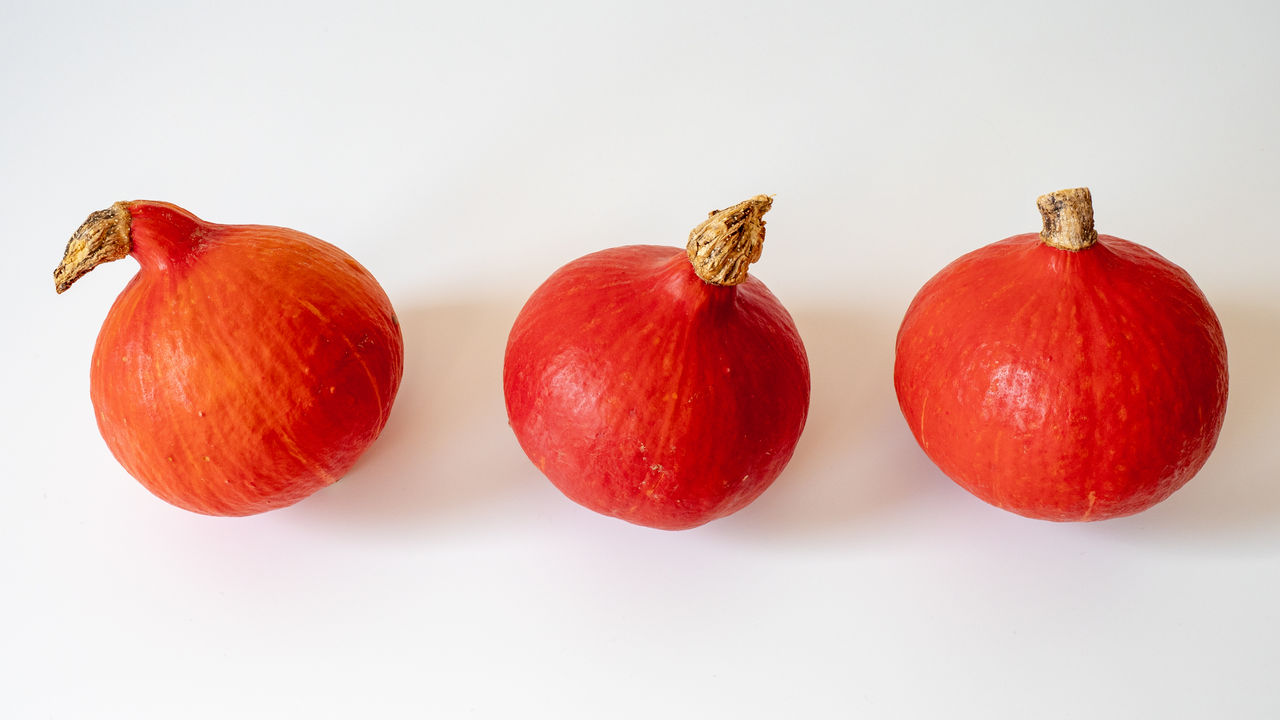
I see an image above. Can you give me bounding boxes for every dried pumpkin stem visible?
[686,195,773,286]
[1037,187,1097,251]
[54,202,133,294]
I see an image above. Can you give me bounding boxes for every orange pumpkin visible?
[894,188,1228,521]
[503,196,810,529]
[56,201,403,515]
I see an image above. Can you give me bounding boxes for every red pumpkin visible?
[894,188,1228,521]
[503,196,810,530]
[55,201,403,516]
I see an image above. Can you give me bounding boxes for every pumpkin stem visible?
[54,201,133,293]
[686,194,772,286]
[1037,187,1098,251]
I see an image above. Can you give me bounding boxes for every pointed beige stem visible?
[686,195,772,286]
[54,202,133,294]
[1037,187,1097,251]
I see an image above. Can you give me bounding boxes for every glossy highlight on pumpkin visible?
[893,189,1228,521]
[57,201,404,516]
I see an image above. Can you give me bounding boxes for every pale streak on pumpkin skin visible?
[189,246,329,506]
[223,234,395,497]
[1082,491,1098,521]
[918,391,929,451]
[295,295,387,428]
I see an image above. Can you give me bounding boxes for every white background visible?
[3,1,1278,717]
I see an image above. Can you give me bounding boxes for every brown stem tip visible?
[686,194,773,286]
[1037,187,1097,251]
[54,201,133,294]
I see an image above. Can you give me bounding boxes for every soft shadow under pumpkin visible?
[1096,299,1280,547]
[716,304,940,540]
[288,298,544,533]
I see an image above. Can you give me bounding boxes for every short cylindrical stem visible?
[686,195,772,286]
[1037,187,1098,251]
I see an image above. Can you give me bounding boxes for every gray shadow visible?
[718,304,944,539]
[727,298,1280,546]
[1097,299,1280,546]
[285,294,1277,544]
[289,297,543,532]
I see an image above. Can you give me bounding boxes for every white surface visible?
[3,1,1279,717]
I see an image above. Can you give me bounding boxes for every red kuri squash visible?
[503,196,810,530]
[894,188,1228,521]
[56,201,403,516]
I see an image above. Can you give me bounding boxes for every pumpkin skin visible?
[894,225,1228,521]
[503,244,810,530]
[61,201,403,516]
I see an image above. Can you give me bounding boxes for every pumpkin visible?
[55,200,403,515]
[893,188,1228,521]
[503,196,810,530]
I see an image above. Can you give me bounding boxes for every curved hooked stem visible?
[54,202,133,294]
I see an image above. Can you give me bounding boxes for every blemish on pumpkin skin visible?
[1082,491,1098,520]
